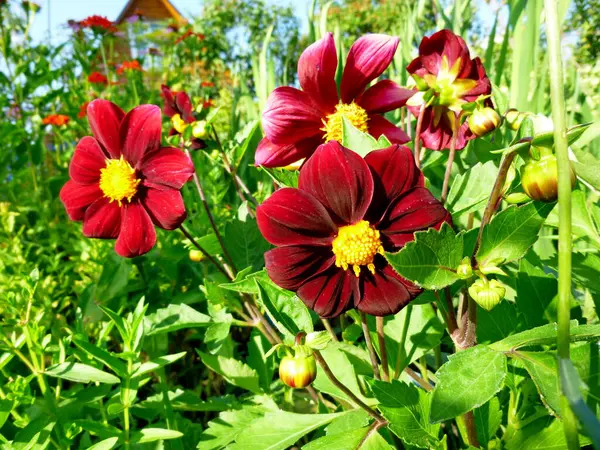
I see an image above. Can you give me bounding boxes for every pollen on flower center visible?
[332,220,384,277]
[321,102,369,143]
[99,156,140,206]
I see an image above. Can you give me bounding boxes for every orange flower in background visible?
[42,114,70,126]
[201,81,215,88]
[79,15,116,32]
[88,71,108,84]
[117,60,142,75]
[175,30,205,44]
[78,102,90,119]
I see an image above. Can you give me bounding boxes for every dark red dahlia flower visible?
[406,29,492,151]
[255,33,414,168]
[257,141,451,317]
[60,99,195,258]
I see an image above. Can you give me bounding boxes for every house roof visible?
[115,0,186,24]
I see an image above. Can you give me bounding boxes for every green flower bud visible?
[279,347,317,389]
[505,109,531,131]
[504,192,531,204]
[456,257,473,280]
[468,107,502,137]
[521,154,577,203]
[468,279,506,311]
[189,249,204,262]
[192,120,208,139]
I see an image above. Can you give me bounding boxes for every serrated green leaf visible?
[430,346,507,423]
[476,202,554,268]
[255,279,313,338]
[197,351,261,393]
[385,223,463,290]
[571,148,600,191]
[45,362,120,384]
[144,304,211,336]
[370,379,440,448]
[302,427,370,450]
[446,161,500,217]
[219,268,270,295]
[197,407,266,450]
[225,218,271,272]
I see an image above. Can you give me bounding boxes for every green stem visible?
[360,312,381,380]
[393,304,412,379]
[123,358,133,450]
[441,128,458,204]
[99,39,112,99]
[544,1,579,448]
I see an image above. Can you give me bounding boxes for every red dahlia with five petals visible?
[256,33,414,168]
[406,29,492,151]
[59,99,195,258]
[257,141,451,318]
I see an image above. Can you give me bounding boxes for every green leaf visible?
[255,279,313,338]
[86,437,119,450]
[302,427,371,450]
[132,352,186,378]
[139,389,236,413]
[224,218,271,272]
[476,202,554,268]
[45,362,120,384]
[0,398,12,429]
[515,258,557,328]
[370,379,440,448]
[205,321,232,355]
[144,304,211,336]
[473,396,502,445]
[430,346,507,423]
[531,122,596,148]
[197,351,261,393]
[477,301,522,344]
[10,417,55,450]
[74,419,121,439]
[571,148,600,191]
[247,330,275,392]
[98,305,129,343]
[341,118,383,156]
[261,167,299,188]
[72,335,127,377]
[385,223,464,290]
[489,322,600,351]
[219,268,270,295]
[546,189,600,244]
[94,253,132,301]
[446,161,500,217]
[197,407,266,450]
[131,428,183,443]
[325,410,369,435]
[230,411,347,450]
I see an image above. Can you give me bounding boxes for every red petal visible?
[262,87,324,145]
[417,29,472,78]
[60,181,103,221]
[409,106,471,151]
[379,187,450,251]
[298,141,373,225]
[120,104,162,168]
[69,136,107,185]
[254,136,321,168]
[82,197,122,238]
[175,91,194,122]
[297,267,359,318]
[265,246,335,291]
[357,262,421,316]
[365,145,423,222]
[367,114,410,144]
[161,84,177,117]
[357,80,414,114]
[463,57,492,100]
[341,34,399,103]
[140,147,194,190]
[87,99,125,158]
[141,188,187,230]
[298,32,338,113]
[115,200,157,257]
[257,187,336,247]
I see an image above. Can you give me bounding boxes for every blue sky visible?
[30,0,309,42]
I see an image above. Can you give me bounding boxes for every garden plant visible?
[1,0,600,449]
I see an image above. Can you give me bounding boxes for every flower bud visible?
[505,109,533,131]
[504,192,531,204]
[521,155,577,203]
[456,257,473,280]
[189,249,204,262]
[192,120,207,139]
[468,107,501,137]
[279,345,316,389]
[468,279,506,311]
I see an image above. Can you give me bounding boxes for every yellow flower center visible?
[171,113,187,134]
[321,102,369,143]
[99,156,140,206]
[332,220,384,277]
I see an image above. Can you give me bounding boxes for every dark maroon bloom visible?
[160,84,206,150]
[60,99,195,258]
[406,29,492,151]
[257,141,451,317]
[255,33,414,168]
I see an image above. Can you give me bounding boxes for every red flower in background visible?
[255,33,414,168]
[117,60,142,75]
[406,29,492,151]
[88,71,108,84]
[42,114,69,126]
[202,99,214,109]
[78,102,90,119]
[201,81,215,88]
[60,100,195,257]
[161,85,207,150]
[257,142,450,317]
[79,15,116,32]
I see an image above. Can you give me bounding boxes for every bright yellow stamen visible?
[171,113,188,134]
[321,102,369,143]
[332,220,384,277]
[99,156,140,206]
